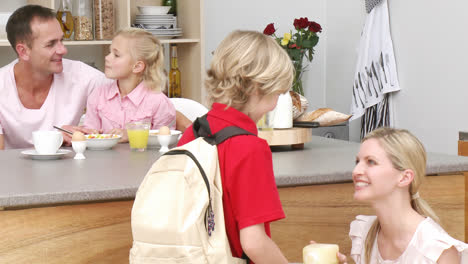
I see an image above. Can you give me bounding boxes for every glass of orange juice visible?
[126,121,151,152]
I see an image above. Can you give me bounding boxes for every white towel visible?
[350,0,400,122]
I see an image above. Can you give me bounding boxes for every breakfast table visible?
[1,136,467,263]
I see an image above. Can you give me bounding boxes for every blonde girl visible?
[84,28,175,141]
[350,127,467,263]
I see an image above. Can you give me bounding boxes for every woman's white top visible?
[349,215,468,263]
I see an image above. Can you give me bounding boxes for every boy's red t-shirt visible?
[177,103,285,261]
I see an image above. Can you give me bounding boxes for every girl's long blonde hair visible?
[362,127,440,264]
[205,30,294,110]
[114,28,166,92]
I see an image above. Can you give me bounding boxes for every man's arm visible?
[0,134,4,150]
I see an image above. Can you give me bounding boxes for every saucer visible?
[21,149,72,160]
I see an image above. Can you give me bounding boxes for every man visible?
[0,5,191,149]
[0,5,110,149]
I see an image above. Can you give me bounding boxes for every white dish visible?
[148,129,181,149]
[85,134,121,150]
[138,6,171,15]
[22,149,72,160]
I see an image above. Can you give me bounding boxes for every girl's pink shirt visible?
[83,81,176,132]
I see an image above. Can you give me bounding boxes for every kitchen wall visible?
[324,0,468,154]
[206,0,468,155]
[387,0,468,154]
[204,0,328,110]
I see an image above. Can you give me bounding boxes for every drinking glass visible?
[256,110,275,131]
[126,121,151,152]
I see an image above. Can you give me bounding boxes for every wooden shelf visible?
[2,0,205,103]
[0,38,201,47]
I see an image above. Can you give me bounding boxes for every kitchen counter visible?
[2,136,468,208]
[1,136,467,263]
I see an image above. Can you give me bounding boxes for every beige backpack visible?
[130,117,252,264]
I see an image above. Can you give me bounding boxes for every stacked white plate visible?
[134,14,182,38]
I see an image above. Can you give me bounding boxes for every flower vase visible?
[292,56,305,95]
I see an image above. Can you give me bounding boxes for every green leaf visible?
[288,49,302,61]
[306,49,314,62]
[302,36,319,48]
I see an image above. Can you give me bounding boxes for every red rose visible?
[294,17,310,29]
[263,23,276,35]
[309,21,322,33]
[289,43,297,49]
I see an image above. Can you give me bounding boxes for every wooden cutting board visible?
[258,127,312,146]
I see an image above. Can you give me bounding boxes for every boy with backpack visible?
[176,30,293,263]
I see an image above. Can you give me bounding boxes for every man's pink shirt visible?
[83,81,176,131]
[0,59,111,149]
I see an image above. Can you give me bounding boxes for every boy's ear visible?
[398,169,414,187]
[132,61,145,74]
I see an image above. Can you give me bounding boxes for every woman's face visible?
[104,35,136,80]
[352,138,402,202]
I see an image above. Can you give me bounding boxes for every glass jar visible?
[94,0,114,40]
[56,0,74,40]
[73,0,93,40]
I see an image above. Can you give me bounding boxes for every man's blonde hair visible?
[115,28,166,92]
[205,30,294,109]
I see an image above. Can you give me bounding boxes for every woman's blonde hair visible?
[361,127,439,264]
[205,30,294,109]
[114,28,166,92]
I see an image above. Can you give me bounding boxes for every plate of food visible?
[85,134,121,150]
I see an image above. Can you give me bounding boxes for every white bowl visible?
[137,6,171,15]
[148,129,181,149]
[85,134,121,150]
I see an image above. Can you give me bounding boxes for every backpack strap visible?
[193,114,255,145]
[193,114,212,138]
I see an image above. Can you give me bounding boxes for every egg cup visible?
[72,141,87,159]
[157,134,171,153]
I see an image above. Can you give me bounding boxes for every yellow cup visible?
[126,121,150,151]
[303,243,339,264]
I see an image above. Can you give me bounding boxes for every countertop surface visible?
[2,136,468,209]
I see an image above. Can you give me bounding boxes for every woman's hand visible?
[107,128,128,143]
[337,252,348,264]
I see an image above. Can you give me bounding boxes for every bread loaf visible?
[290,91,309,119]
[297,108,351,126]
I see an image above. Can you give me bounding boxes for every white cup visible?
[32,131,63,154]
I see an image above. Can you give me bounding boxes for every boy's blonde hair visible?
[115,28,166,92]
[205,30,294,109]
[361,127,439,264]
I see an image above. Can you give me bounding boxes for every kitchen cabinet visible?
[1,138,467,262]
[0,0,205,102]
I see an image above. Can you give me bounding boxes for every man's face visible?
[25,18,67,75]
